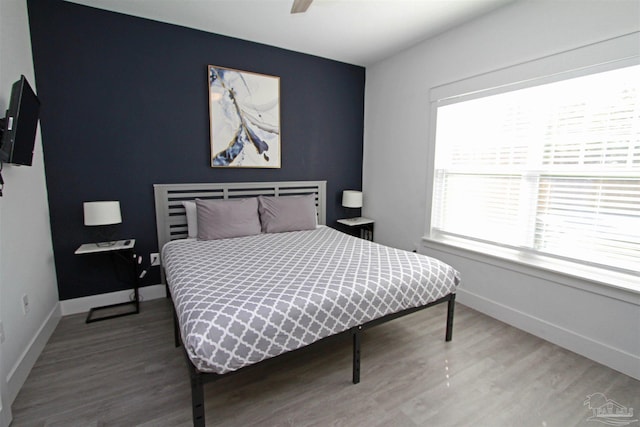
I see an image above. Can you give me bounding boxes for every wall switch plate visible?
[22,294,30,315]
[150,253,160,266]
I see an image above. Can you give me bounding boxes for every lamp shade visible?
[83,201,122,226]
[342,190,363,208]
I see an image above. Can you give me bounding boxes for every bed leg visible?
[352,326,361,384]
[445,293,456,342]
[172,302,180,348]
[190,369,205,427]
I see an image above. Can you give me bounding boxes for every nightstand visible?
[337,217,374,241]
[74,239,140,323]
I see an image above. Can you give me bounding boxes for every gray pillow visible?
[196,197,261,240]
[258,194,317,233]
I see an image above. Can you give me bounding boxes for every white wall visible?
[0,0,61,422]
[363,0,640,379]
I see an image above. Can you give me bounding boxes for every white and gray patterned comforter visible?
[162,226,460,375]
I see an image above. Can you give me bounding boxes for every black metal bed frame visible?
[154,182,458,426]
[173,292,456,427]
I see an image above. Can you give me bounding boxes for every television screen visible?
[0,75,41,166]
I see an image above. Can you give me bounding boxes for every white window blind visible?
[431,64,640,274]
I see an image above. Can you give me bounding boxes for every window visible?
[431,64,640,275]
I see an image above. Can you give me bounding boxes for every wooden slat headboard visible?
[153,180,327,252]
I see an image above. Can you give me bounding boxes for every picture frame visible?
[208,65,281,168]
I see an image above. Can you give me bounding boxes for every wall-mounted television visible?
[0,75,41,166]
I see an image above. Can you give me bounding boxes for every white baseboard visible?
[6,303,61,404]
[0,404,10,427]
[59,284,166,316]
[457,288,640,380]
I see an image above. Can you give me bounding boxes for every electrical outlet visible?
[22,294,30,315]
[0,320,5,343]
[150,253,160,266]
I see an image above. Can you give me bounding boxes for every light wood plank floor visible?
[10,298,639,426]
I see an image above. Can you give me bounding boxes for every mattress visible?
[162,226,460,374]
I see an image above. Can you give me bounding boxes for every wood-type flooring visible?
[10,298,640,426]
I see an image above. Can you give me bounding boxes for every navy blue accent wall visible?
[27,0,365,300]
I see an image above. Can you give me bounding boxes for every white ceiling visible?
[66,0,513,66]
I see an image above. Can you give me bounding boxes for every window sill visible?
[421,234,640,303]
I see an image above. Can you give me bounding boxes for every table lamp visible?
[342,190,362,222]
[83,201,122,246]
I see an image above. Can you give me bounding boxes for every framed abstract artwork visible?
[208,65,281,168]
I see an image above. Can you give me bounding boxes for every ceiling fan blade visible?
[291,0,313,14]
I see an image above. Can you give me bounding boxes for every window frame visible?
[424,32,640,294]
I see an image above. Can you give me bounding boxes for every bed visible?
[154,181,460,426]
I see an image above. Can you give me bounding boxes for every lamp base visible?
[91,225,119,246]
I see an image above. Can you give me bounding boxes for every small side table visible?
[337,217,374,241]
[75,239,140,323]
